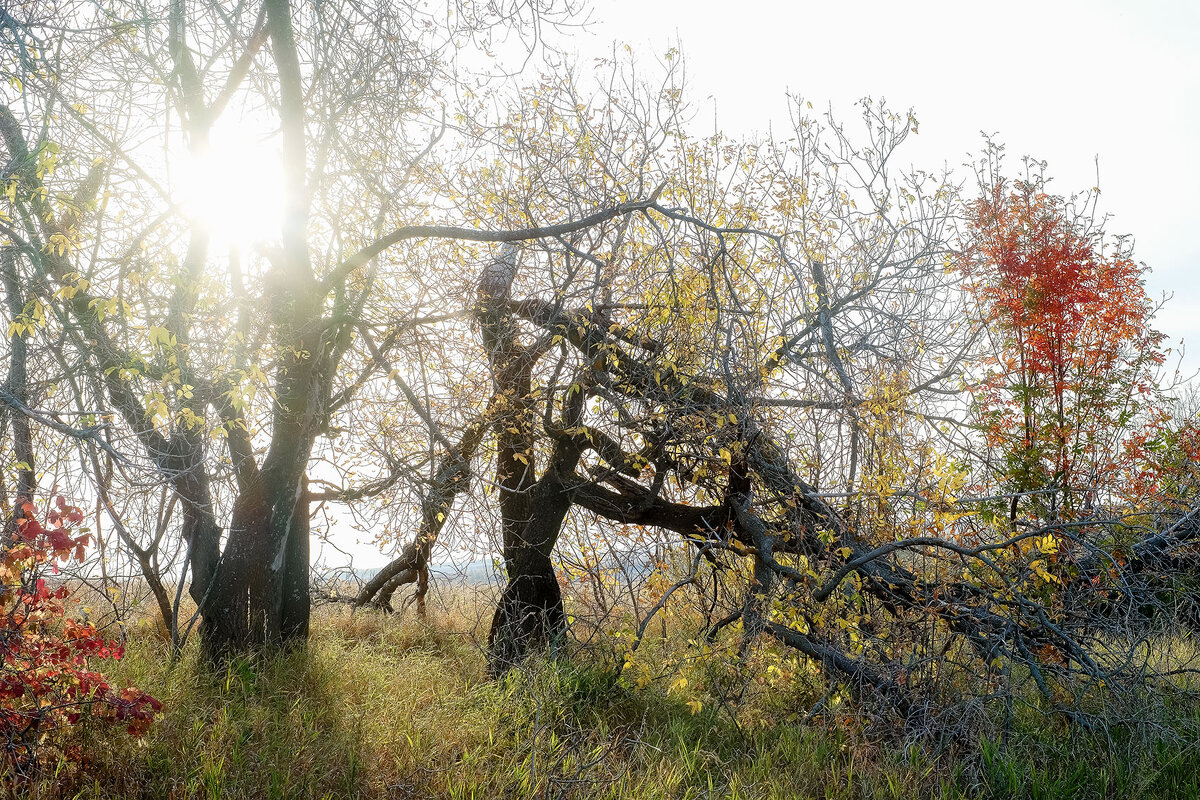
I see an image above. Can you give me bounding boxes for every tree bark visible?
[198,471,311,657]
[476,246,583,673]
[487,443,580,675]
[1,250,34,513]
[355,410,491,612]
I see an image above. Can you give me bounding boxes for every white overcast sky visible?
[571,0,1200,372]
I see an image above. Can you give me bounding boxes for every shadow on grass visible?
[88,639,370,798]
[49,607,487,799]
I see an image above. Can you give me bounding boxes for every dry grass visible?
[4,594,1200,799]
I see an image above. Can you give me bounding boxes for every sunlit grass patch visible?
[7,600,1198,799]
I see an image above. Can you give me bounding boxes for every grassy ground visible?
[8,603,1200,799]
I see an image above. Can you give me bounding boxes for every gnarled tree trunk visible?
[476,245,583,674]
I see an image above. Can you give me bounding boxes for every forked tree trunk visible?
[199,471,311,659]
[476,245,580,674]
[191,0,321,660]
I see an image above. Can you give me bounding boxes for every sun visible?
[173,119,285,251]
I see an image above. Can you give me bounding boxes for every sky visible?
[572,0,1200,373]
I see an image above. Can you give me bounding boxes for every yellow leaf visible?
[1037,534,1059,555]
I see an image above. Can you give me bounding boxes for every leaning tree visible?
[356,89,1200,724]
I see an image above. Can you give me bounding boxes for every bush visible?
[0,497,159,773]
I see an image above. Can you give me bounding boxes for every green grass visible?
[8,605,1200,799]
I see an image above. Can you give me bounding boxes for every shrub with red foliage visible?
[0,497,160,771]
[958,178,1167,514]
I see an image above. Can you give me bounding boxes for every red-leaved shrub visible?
[0,497,159,771]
